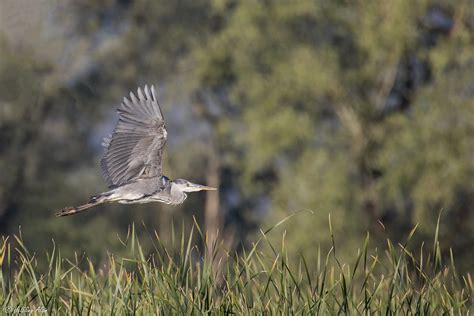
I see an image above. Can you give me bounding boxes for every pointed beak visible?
[198,185,217,191]
[185,183,217,192]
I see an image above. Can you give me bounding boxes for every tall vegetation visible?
[1,217,472,314]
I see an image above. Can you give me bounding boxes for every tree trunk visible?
[204,144,221,255]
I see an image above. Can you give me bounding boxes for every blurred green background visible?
[0,0,473,272]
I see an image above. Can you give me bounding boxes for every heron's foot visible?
[56,206,76,217]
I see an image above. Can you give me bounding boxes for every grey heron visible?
[56,85,215,217]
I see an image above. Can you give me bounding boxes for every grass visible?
[0,214,472,314]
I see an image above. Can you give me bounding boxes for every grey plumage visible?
[101,85,166,187]
[56,85,215,217]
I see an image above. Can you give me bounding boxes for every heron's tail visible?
[55,193,112,217]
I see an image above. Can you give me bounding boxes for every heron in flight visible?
[56,85,215,217]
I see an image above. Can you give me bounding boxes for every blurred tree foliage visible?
[192,0,473,268]
[0,0,472,271]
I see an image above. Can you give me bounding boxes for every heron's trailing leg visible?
[56,193,112,217]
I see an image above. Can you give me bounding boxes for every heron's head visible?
[172,179,216,192]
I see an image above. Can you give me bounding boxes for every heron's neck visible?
[170,182,187,204]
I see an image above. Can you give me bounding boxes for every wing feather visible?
[144,85,152,100]
[100,84,167,188]
[137,87,145,100]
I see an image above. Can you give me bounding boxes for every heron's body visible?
[56,85,214,217]
[110,176,186,205]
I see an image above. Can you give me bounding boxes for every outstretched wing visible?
[100,85,167,188]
